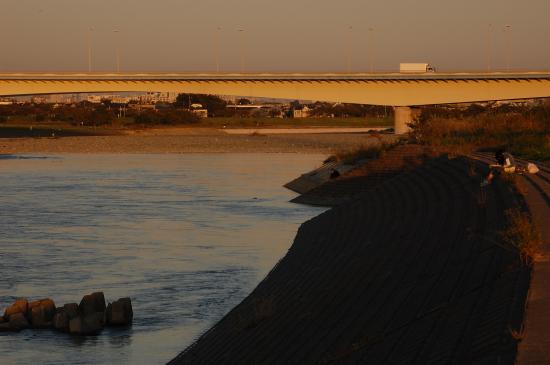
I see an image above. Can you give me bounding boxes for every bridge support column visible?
[393,106,422,134]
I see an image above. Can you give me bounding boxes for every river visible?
[0,153,325,365]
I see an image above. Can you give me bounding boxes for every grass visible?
[332,139,401,165]
[500,208,543,263]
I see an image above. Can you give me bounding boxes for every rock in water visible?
[69,316,83,335]
[79,292,106,316]
[69,313,105,335]
[28,299,56,328]
[53,308,69,332]
[8,312,30,331]
[69,292,108,335]
[3,298,29,319]
[63,303,80,320]
[83,312,105,334]
[106,298,133,326]
[0,316,13,332]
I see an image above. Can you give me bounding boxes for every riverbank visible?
[0,130,396,154]
[169,147,533,364]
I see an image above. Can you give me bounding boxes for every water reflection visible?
[0,153,325,365]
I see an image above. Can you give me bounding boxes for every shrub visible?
[410,108,550,160]
[501,208,542,263]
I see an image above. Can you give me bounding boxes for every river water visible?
[0,153,325,365]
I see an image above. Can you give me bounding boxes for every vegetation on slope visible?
[410,102,550,161]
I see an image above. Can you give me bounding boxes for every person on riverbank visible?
[480,148,516,186]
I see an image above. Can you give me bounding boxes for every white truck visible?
[399,63,436,73]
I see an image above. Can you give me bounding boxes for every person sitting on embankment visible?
[481,148,516,187]
[481,148,539,187]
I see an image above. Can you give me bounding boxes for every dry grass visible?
[501,208,543,263]
[509,327,524,342]
[410,112,550,161]
[333,140,400,165]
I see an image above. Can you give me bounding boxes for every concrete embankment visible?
[472,153,550,364]
[169,149,532,364]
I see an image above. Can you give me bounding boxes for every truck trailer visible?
[399,63,436,73]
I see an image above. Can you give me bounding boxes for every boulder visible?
[68,316,82,334]
[63,303,80,320]
[79,292,106,316]
[53,308,69,332]
[83,312,105,334]
[69,313,105,335]
[106,298,133,326]
[0,316,13,332]
[28,299,56,328]
[8,312,30,331]
[3,298,29,320]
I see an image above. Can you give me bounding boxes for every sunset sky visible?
[1,0,549,72]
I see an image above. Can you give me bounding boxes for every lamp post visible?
[368,27,374,73]
[486,24,492,72]
[216,27,222,73]
[346,26,353,73]
[113,28,121,73]
[504,24,512,72]
[238,27,245,73]
[87,27,94,72]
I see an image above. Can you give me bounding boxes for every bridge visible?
[1,72,550,133]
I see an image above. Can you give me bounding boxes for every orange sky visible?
[0,0,548,72]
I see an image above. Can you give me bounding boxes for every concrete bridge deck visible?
[2,72,550,134]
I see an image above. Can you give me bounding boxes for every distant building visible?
[293,105,311,118]
[141,92,178,104]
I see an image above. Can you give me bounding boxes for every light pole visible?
[486,24,492,72]
[113,28,121,73]
[216,27,222,73]
[87,27,94,72]
[346,26,353,73]
[504,25,512,72]
[238,27,245,73]
[368,27,374,73]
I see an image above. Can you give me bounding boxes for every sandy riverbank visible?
[0,130,396,154]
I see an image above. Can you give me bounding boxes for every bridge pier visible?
[393,106,422,134]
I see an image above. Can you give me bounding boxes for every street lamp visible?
[113,28,121,72]
[88,27,94,73]
[486,24,492,72]
[238,27,245,73]
[368,27,375,73]
[216,27,222,72]
[346,26,353,73]
[504,25,512,72]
